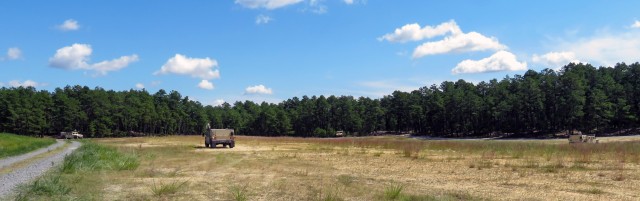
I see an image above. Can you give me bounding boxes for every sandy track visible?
[0,141,81,199]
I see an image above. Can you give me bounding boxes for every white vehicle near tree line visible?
[59,130,83,139]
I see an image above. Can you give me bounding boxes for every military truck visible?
[60,130,83,139]
[568,130,598,143]
[204,123,235,148]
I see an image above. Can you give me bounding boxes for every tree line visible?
[1,62,639,138]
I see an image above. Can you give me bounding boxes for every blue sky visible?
[2,0,640,105]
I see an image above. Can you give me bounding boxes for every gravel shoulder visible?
[0,140,81,198]
[0,139,66,169]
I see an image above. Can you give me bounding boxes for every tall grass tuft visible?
[228,185,249,201]
[383,184,404,200]
[337,174,355,186]
[15,174,71,200]
[62,141,139,173]
[151,180,189,196]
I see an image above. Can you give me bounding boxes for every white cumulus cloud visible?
[532,51,580,67]
[8,80,43,88]
[49,43,92,69]
[198,80,215,90]
[452,50,527,74]
[245,84,273,94]
[213,99,226,106]
[58,19,79,31]
[378,20,462,43]
[256,14,273,24]
[631,20,640,28]
[235,0,303,9]
[413,32,506,58]
[48,43,138,76]
[380,20,507,59]
[155,54,220,80]
[557,31,640,67]
[6,47,22,60]
[135,83,144,89]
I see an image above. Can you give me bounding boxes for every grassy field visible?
[0,133,56,158]
[18,135,640,200]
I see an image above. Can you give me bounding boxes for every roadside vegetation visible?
[0,133,55,158]
[12,141,139,200]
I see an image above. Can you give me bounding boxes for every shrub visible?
[384,184,404,200]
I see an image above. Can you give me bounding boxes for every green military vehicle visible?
[204,123,235,148]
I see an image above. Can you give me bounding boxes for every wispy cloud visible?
[532,51,580,67]
[235,0,303,10]
[4,80,46,88]
[57,19,79,31]
[356,80,423,97]
[256,14,273,24]
[49,43,138,76]
[542,26,640,67]
[631,20,640,28]
[6,47,22,60]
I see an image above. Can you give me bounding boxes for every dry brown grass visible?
[90,135,640,200]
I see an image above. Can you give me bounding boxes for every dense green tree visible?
[1,62,639,138]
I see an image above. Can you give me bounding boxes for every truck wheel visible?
[229,143,235,148]
[205,142,210,148]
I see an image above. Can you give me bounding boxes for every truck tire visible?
[205,142,210,148]
[229,142,235,148]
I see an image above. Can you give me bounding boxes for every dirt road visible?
[0,140,81,199]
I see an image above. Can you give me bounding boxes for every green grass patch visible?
[150,180,189,197]
[0,133,56,158]
[228,184,250,201]
[380,184,485,201]
[13,141,139,200]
